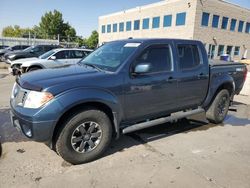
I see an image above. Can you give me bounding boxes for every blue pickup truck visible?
[10,39,247,164]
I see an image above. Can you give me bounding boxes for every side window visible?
[177,44,201,70]
[55,51,69,59]
[12,46,20,50]
[44,46,54,51]
[71,50,86,59]
[135,45,172,73]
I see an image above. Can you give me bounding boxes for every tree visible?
[39,10,76,41]
[2,25,35,38]
[86,30,99,49]
[2,25,22,37]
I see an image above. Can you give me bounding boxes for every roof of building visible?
[99,0,250,19]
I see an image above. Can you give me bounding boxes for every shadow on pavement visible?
[0,108,28,143]
[105,102,250,157]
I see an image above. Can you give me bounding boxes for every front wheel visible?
[206,89,230,124]
[55,108,113,164]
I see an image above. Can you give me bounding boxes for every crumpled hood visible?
[11,57,39,66]
[17,64,106,93]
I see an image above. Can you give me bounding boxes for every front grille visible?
[12,84,29,107]
[21,92,28,104]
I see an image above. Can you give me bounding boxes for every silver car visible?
[10,48,93,75]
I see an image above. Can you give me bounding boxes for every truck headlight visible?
[23,91,54,109]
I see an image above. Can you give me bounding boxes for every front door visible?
[51,50,70,67]
[124,44,178,122]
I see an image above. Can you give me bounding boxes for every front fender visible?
[55,87,123,123]
[22,62,45,69]
[203,73,235,108]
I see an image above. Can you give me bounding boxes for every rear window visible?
[177,44,201,70]
[70,50,87,59]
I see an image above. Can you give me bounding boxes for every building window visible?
[152,16,160,28]
[230,19,237,31]
[246,23,250,33]
[201,12,210,26]
[226,46,233,55]
[238,21,244,32]
[221,17,228,29]
[143,18,150,29]
[134,20,140,30]
[208,44,216,59]
[163,15,172,27]
[212,15,219,28]
[218,45,224,56]
[126,21,132,31]
[113,23,117,32]
[176,12,186,26]
[101,25,106,33]
[107,24,111,33]
[119,22,124,32]
[234,46,240,56]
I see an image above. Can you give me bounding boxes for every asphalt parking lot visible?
[0,69,250,188]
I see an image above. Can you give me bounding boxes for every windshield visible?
[79,41,140,72]
[39,50,56,59]
[23,46,33,52]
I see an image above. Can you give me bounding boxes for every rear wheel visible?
[206,89,230,124]
[55,108,113,164]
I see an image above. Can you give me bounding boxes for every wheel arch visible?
[203,81,235,110]
[52,101,117,148]
[27,64,44,71]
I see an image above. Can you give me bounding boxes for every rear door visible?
[68,50,87,64]
[175,42,209,108]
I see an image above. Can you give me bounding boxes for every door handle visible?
[197,73,208,79]
[166,76,178,83]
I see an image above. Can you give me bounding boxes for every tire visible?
[28,67,41,72]
[55,108,113,164]
[206,89,230,124]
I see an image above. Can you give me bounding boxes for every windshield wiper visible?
[83,63,103,72]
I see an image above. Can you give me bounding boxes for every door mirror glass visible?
[50,56,56,60]
[134,63,151,74]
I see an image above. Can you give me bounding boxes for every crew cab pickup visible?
[10,39,247,164]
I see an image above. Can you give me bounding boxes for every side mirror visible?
[50,56,56,60]
[133,63,151,75]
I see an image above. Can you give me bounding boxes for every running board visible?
[122,108,205,134]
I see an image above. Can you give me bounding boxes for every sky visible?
[0,0,250,38]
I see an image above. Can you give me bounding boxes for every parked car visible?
[0,45,29,61]
[0,45,9,49]
[10,39,247,164]
[4,44,61,64]
[9,48,93,75]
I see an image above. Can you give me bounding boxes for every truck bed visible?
[209,60,246,95]
[209,60,245,67]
